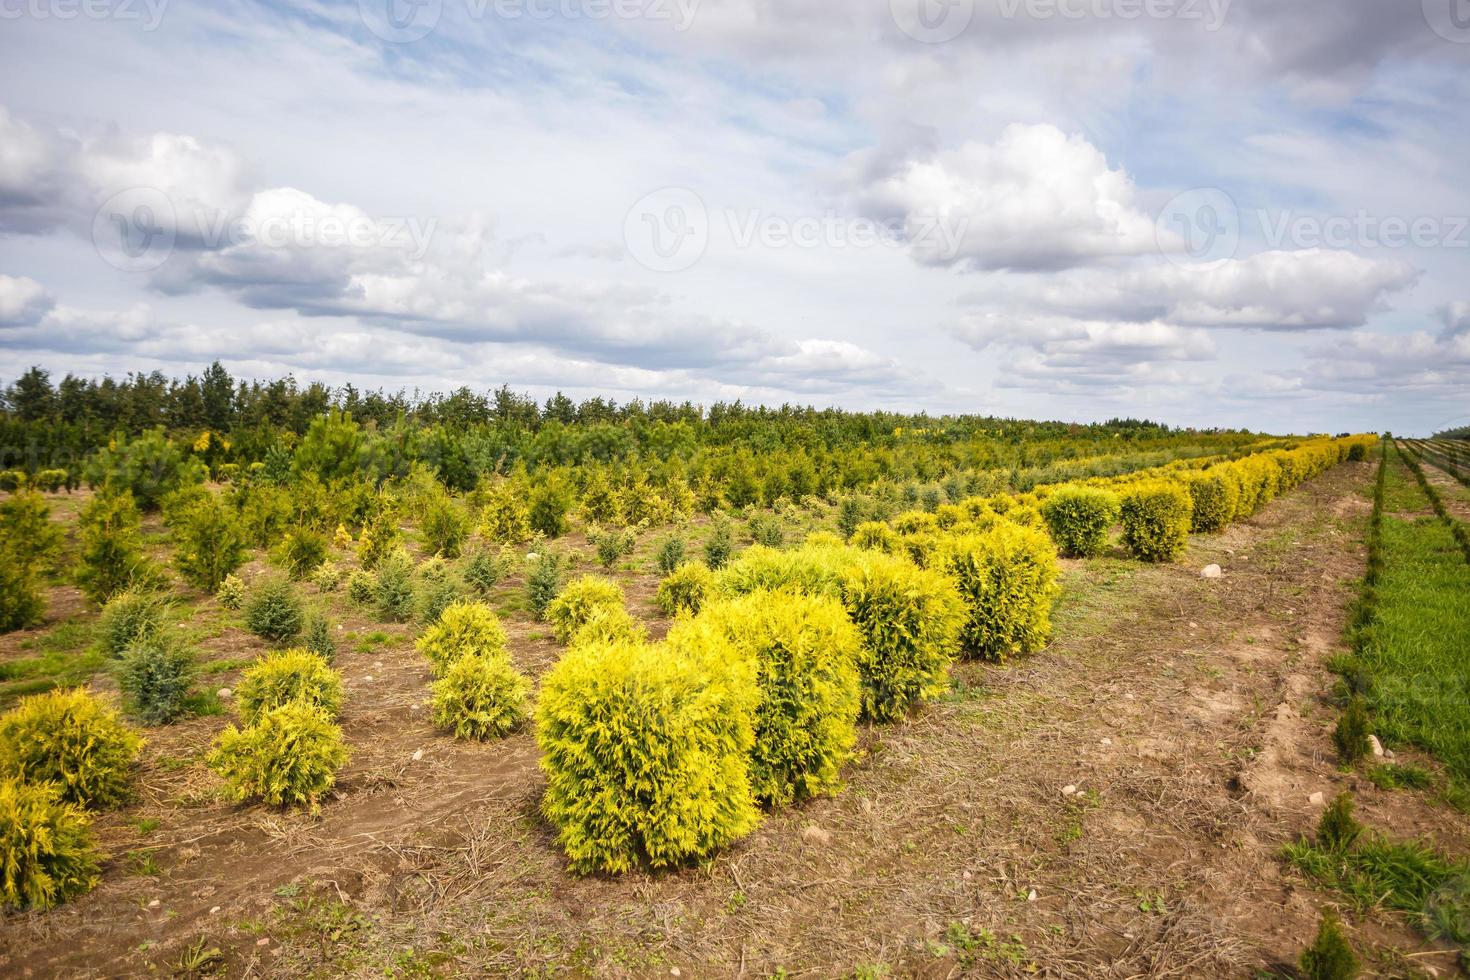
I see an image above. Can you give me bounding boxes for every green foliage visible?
[75,488,157,603]
[206,701,349,810]
[1333,698,1371,764]
[748,514,784,548]
[656,561,715,617]
[1182,470,1239,533]
[311,559,343,592]
[655,535,686,576]
[715,543,846,598]
[1299,912,1359,980]
[1318,793,1363,853]
[431,651,530,740]
[1039,485,1119,558]
[935,522,1061,662]
[0,778,100,910]
[0,491,64,576]
[461,545,508,595]
[590,525,636,569]
[355,496,402,569]
[273,526,329,580]
[536,639,760,874]
[703,515,733,570]
[670,590,861,806]
[0,560,45,634]
[346,569,377,604]
[420,494,471,559]
[292,409,365,482]
[172,492,248,592]
[304,614,336,663]
[417,574,466,625]
[1119,481,1193,563]
[1364,763,1432,792]
[545,575,626,644]
[415,600,509,674]
[244,577,305,644]
[850,520,900,553]
[116,638,196,725]
[373,549,416,623]
[215,573,245,610]
[477,481,531,544]
[98,587,168,657]
[526,550,564,620]
[528,479,572,538]
[0,688,142,808]
[86,427,197,511]
[236,648,343,724]
[1347,443,1368,463]
[835,549,966,722]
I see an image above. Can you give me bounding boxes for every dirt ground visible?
[2,459,1465,978]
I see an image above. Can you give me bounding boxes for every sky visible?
[0,0,1467,436]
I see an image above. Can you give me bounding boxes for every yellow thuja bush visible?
[415,600,508,675]
[236,649,343,724]
[1039,485,1119,558]
[0,778,100,910]
[544,575,625,644]
[569,604,647,647]
[207,701,348,810]
[714,543,846,598]
[1120,481,1193,563]
[667,589,861,807]
[655,561,714,616]
[431,651,530,740]
[536,640,760,874]
[0,688,142,809]
[1181,469,1239,533]
[849,520,899,553]
[935,522,1060,662]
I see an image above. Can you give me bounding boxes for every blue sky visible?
[1,0,1467,434]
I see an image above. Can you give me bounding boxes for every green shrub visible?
[116,638,196,725]
[0,688,142,808]
[98,587,168,657]
[172,493,247,592]
[528,480,571,538]
[346,568,377,604]
[304,614,336,663]
[1334,697,1371,764]
[461,546,507,595]
[417,554,451,582]
[655,535,686,576]
[236,649,343,724]
[273,527,329,580]
[0,778,100,910]
[545,575,625,644]
[536,639,760,874]
[590,526,635,569]
[311,559,343,592]
[1182,470,1239,534]
[748,514,783,548]
[850,520,899,553]
[1347,443,1368,463]
[416,600,508,674]
[835,549,965,722]
[417,574,465,624]
[0,560,44,634]
[84,427,195,511]
[669,590,861,806]
[1039,485,1119,558]
[1299,911,1359,980]
[206,701,349,811]
[0,470,26,492]
[525,551,564,620]
[75,488,158,603]
[1119,481,1193,563]
[244,577,305,643]
[934,523,1061,662]
[703,515,733,570]
[420,495,471,558]
[355,496,402,569]
[431,651,530,740]
[656,561,715,616]
[373,549,416,623]
[477,481,531,544]
[1317,792,1363,853]
[0,491,64,576]
[216,573,245,609]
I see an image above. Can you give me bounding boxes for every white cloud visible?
[0,274,55,327]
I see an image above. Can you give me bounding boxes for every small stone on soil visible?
[1368,735,1384,757]
[1201,564,1223,579]
[1308,792,1325,805]
[217,688,232,699]
[801,824,832,846]
[412,749,424,762]
[210,906,221,915]
[1027,889,1037,902]
[1062,785,1077,796]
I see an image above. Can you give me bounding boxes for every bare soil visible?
[3,460,1465,978]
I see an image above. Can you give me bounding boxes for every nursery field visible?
[1,374,1468,977]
